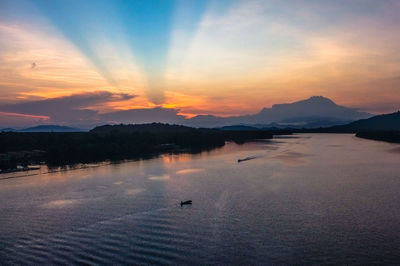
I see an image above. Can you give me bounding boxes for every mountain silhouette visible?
[0,128,17,132]
[186,96,371,128]
[0,96,372,129]
[18,125,84,132]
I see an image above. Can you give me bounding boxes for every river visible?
[1,134,400,265]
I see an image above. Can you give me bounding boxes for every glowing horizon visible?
[1,0,400,126]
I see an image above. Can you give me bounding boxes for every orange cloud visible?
[0,111,49,120]
[0,111,49,127]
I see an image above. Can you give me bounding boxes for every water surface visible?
[1,134,400,265]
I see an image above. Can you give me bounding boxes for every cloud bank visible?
[0,91,138,126]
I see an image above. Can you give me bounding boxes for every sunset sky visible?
[0,0,400,127]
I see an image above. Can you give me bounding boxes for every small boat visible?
[238,156,256,163]
[180,200,192,206]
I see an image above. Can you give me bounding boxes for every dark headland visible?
[304,111,400,143]
[0,123,273,171]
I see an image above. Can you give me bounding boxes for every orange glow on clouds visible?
[1,0,400,119]
[0,111,49,120]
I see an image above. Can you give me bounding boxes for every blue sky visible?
[1,0,210,85]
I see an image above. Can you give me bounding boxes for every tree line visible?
[0,123,273,170]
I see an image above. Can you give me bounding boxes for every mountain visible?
[1,128,17,132]
[0,96,372,129]
[18,125,85,132]
[99,107,186,125]
[186,96,371,128]
[188,115,239,128]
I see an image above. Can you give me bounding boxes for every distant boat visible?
[238,156,257,163]
[180,200,192,206]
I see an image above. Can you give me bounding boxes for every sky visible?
[0,0,399,127]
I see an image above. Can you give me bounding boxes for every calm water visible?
[1,134,400,265]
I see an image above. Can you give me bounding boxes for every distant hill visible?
[340,111,400,143]
[18,125,85,132]
[345,111,400,131]
[186,96,371,128]
[91,123,197,134]
[219,125,259,131]
[332,111,400,132]
[1,128,17,132]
